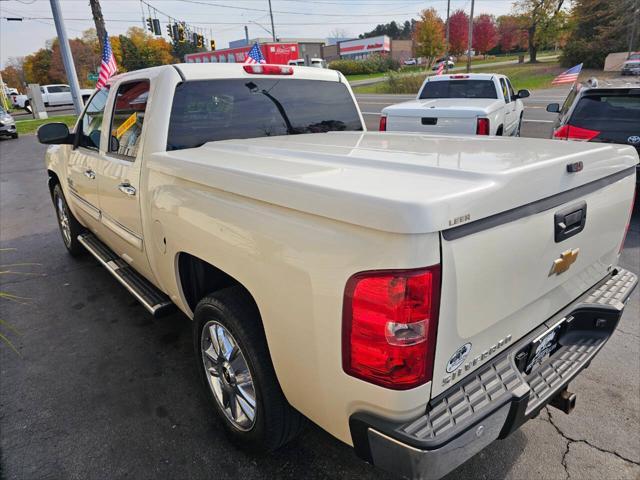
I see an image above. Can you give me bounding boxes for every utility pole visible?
[466,0,475,73]
[268,0,276,41]
[629,0,639,56]
[49,0,83,115]
[89,0,107,51]
[444,0,451,73]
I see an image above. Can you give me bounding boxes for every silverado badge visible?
[550,248,580,275]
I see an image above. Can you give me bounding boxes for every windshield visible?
[419,80,497,99]
[167,78,363,151]
[628,54,640,61]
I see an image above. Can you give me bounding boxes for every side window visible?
[561,88,577,116]
[77,88,109,150]
[109,80,150,160]
[500,78,510,103]
[59,86,71,93]
[505,79,515,100]
[47,86,62,93]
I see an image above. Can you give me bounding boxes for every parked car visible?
[0,106,17,139]
[9,92,30,111]
[381,73,529,136]
[37,63,638,480]
[403,58,418,66]
[40,84,94,107]
[432,56,455,70]
[547,81,640,182]
[621,52,640,76]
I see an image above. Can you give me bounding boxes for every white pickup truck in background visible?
[10,83,94,111]
[381,73,529,136]
[37,63,637,480]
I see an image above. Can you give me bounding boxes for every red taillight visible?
[379,115,387,131]
[243,64,294,75]
[450,75,469,79]
[342,266,441,390]
[476,118,490,135]
[553,124,600,141]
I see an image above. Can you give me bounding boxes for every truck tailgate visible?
[431,169,636,396]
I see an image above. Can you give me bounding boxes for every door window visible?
[500,78,510,103]
[505,79,515,101]
[59,85,71,93]
[109,80,150,160]
[77,88,109,151]
[47,86,62,93]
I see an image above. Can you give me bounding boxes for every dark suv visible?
[547,83,639,182]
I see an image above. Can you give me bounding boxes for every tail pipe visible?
[549,387,577,414]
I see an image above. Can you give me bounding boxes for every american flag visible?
[552,63,582,85]
[96,32,117,90]
[435,61,445,75]
[244,42,266,64]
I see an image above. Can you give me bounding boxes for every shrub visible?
[328,53,400,76]
[560,40,607,69]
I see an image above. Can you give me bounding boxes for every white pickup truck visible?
[37,63,637,480]
[381,73,529,136]
[10,84,93,111]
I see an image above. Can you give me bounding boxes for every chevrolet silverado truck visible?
[38,63,637,480]
[380,73,530,137]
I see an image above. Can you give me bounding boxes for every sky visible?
[0,0,518,68]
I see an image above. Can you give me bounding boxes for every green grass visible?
[344,71,389,82]
[15,115,77,135]
[353,60,565,94]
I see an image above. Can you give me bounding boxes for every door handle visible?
[84,169,96,180]
[118,183,136,196]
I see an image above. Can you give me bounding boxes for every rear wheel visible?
[52,184,85,256]
[193,287,304,451]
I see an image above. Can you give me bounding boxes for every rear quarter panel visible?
[145,165,441,445]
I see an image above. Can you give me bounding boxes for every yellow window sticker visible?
[115,112,137,139]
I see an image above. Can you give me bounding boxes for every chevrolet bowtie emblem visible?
[550,248,580,275]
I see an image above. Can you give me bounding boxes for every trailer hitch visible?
[549,387,577,414]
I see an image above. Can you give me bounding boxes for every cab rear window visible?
[167,79,363,151]
[419,80,497,99]
[571,93,640,131]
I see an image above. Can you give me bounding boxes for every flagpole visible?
[50,0,84,114]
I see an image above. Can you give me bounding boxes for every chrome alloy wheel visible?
[56,195,72,247]
[201,321,257,431]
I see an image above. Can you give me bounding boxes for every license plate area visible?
[515,317,572,375]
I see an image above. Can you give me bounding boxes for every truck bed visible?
[149,131,638,235]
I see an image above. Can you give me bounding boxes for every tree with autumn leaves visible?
[447,10,469,56]
[473,15,499,57]
[413,8,446,67]
[2,27,175,90]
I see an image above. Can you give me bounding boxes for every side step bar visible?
[78,233,175,318]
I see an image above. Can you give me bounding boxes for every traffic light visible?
[167,23,173,39]
[192,32,198,45]
[210,39,216,51]
[152,19,161,36]
[177,24,186,43]
[196,34,204,49]
[146,17,153,33]
[172,24,179,41]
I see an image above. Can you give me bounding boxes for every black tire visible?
[515,115,523,137]
[496,126,504,136]
[11,132,18,139]
[52,183,85,256]
[193,286,304,452]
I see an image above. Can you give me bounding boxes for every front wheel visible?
[515,115,523,137]
[193,287,304,452]
[52,184,85,256]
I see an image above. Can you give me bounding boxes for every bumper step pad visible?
[351,268,637,480]
[78,233,174,317]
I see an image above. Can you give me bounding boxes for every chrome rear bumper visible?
[349,267,637,480]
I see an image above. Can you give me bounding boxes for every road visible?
[0,132,638,480]
[356,87,569,138]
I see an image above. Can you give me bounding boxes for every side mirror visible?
[546,103,560,113]
[37,122,72,145]
[516,89,530,99]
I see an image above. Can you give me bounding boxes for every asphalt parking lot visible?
[0,126,638,479]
